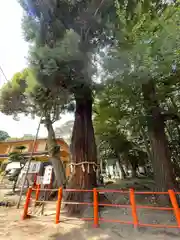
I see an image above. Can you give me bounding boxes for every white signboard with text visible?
[36,176,44,185]
[23,161,41,174]
[43,165,53,185]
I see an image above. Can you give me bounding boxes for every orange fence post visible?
[55,187,63,224]
[22,187,32,220]
[93,188,99,228]
[129,188,138,228]
[168,190,180,228]
[35,184,40,202]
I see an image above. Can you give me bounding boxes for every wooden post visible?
[168,190,180,228]
[55,187,63,224]
[35,184,40,202]
[129,188,138,228]
[93,188,99,228]
[22,187,32,220]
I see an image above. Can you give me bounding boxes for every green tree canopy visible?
[99,1,180,194]
[0,130,10,141]
[0,68,70,187]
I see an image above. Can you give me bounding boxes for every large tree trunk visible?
[142,80,177,193]
[45,119,66,187]
[66,93,97,215]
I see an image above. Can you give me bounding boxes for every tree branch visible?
[162,112,180,124]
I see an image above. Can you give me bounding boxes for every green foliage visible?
[0,68,70,124]
[19,0,141,96]
[94,81,148,168]
[105,2,180,84]
[0,130,10,141]
[8,145,27,166]
[92,1,180,185]
[0,69,30,117]
[7,145,28,191]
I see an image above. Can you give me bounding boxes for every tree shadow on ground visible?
[48,221,180,240]
[49,229,112,240]
[49,224,115,240]
[151,230,179,238]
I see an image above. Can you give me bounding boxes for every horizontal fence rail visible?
[22,186,180,229]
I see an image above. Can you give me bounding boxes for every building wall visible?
[0,138,70,162]
[0,144,10,154]
[0,138,71,177]
[10,143,30,153]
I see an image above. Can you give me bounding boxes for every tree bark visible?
[140,126,153,164]
[45,119,66,187]
[123,153,137,178]
[66,93,97,215]
[116,154,126,179]
[142,80,177,193]
[131,165,137,178]
[118,161,126,179]
[13,177,18,193]
[128,158,137,178]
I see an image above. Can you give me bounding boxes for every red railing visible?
[22,186,180,229]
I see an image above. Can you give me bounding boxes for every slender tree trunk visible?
[66,93,97,215]
[117,161,126,179]
[12,177,18,193]
[123,153,137,178]
[131,166,137,178]
[116,153,126,179]
[123,161,129,176]
[142,80,177,193]
[45,119,66,187]
[140,126,153,164]
[128,158,138,178]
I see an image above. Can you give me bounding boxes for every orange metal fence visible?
[22,186,180,229]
